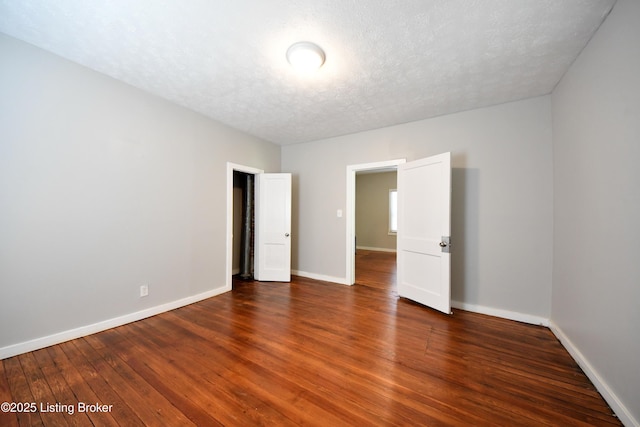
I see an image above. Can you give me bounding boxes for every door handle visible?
[285,233,290,237]
[439,241,447,247]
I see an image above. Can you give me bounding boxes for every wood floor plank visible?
[420,324,606,418]
[0,249,621,426]
[92,325,249,426]
[72,336,196,426]
[0,359,20,427]
[141,311,366,426]
[17,353,68,426]
[172,297,510,425]
[2,356,43,426]
[55,341,132,426]
[30,348,93,427]
[86,327,221,427]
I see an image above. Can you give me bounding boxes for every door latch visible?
[439,236,451,253]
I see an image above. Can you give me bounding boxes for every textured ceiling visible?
[0,0,616,145]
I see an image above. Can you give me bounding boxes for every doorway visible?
[226,162,263,290]
[346,159,406,285]
[233,170,255,281]
[354,169,399,291]
[347,154,452,314]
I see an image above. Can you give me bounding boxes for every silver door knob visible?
[439,241,447,247]
[285,233,290,237]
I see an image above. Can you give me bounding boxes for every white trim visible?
[356,246,396,253]
[292,270,349,285]
[346,159,405,285]
[0,286,229,360]
[451,300,550,326]
[549,321,638,427]
[226,162,264,290]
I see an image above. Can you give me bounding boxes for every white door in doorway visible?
[397,152,451,314]
[255,173,292,282]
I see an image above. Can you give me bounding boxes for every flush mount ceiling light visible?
[286,41,326,72]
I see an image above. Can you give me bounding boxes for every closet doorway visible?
[226,162,262,290]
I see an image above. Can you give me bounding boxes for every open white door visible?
[255,173,292,282]
[397,152,451,314]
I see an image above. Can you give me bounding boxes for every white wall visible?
[551,0,640,424]
[0,34,280,356]
[282,96,554,320]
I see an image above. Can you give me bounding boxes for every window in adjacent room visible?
[389,189,397,234]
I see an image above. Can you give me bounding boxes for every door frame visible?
[345,159,406,285]
[226,162,264,290]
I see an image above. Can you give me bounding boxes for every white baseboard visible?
[292,270,349,285]
[549,321,637,427]
[356,246,397,253]
[451,300,550,326]
[0,286,230,360]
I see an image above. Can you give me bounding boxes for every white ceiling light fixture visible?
[286,41,326,73]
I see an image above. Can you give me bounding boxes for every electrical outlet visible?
[140,284,149,297]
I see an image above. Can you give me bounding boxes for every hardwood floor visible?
[1,250,620,426]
